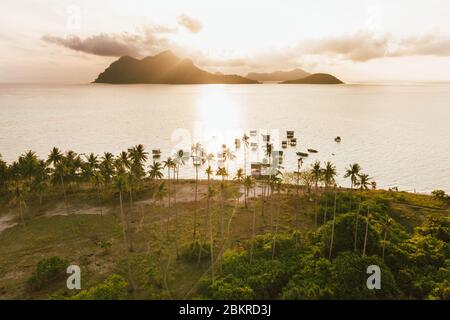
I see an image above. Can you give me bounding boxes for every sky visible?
[1,0,450,83]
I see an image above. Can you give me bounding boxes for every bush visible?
[27,256,69,291]
[431,190,447,200]
[181,241,211,262]
[318,213,381,258]
[69,274,128,300]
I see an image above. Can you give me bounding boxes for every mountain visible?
[281,73,343,84]
[94,51,259,84]
[246,68,310,82]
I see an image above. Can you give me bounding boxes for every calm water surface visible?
[0,83,449,193]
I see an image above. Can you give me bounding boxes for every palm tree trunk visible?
[166,169,171,237]
[362,206,370,257]
[193,165,198,241]
[314,196,318,227]
[174,169,179,258]
[250,205,256,264]
[271,203,280,260]
[61,175,68,213]
[97,187,103,216]
[244,183,248,208]
[207,184,214,283]
[354,204,360,251]
[329,189,337,260]
[349,182,353,211]
[119,190,130,253]
[382,228,388,261]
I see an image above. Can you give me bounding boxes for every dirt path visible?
[0,213,17,232]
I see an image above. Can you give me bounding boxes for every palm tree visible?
[322,161,337,189]
[162,157,175,208]
[362,206,371,257]
[162,157,176,236]
[243,176,255,209]
[242,133,249,177]
[329,187,338,259]
[271,178,283,260]
[33,159,49,207]
[149,161,164,180]
[113,165,132,253]
[173,150,185,258]
[91,171,105,215]
[382,217,393,261]
[322,161,337,223]
[216,167,228,182]
[118,151,133,207]
[215,167,228,256]
[311,161,322,227]
[47,147,68,210]
[344,163,361,211]
[233,168,245,204]
[191,142,204,241]
[9,182,28,226]
[174,149,186,183]
[354,203,362,251]
[223,147,236,181]
[356,173,372,190]
[206,185,217,282]
[100,152,115,185]
[128,144,149,204]
[154,182,168,258]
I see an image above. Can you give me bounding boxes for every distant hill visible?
[246,68,310,82]
[281,73,343,84]
[94,51,259,84]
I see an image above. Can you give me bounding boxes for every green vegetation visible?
[27,256,69,291]
[0,147,448,300]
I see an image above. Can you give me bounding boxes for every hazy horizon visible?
[1,0,450,83]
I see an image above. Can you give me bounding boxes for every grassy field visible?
[0,180,448,299]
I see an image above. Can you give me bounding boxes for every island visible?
[281,73,344,84]
[246,68,310,82]
[94,51,259,84]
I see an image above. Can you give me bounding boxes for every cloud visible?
[42,25,174,58]
[42,33,142,57]
[298,31,450,62]
[177,14,202,33]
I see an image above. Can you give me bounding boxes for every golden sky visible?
[1,0,450,83]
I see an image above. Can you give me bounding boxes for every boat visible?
[281,141,287,148]
[335,136,341,143]
[152,149,161,159]
[250,142,258,149]
[249,130,257,136]
[290,138,297,146]
[307,149,318,153]
[296,152,309,158]
[287,131,295,139]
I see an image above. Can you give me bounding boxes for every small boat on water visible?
[287,131,295,139]
[296,152,309,158]
[152,149,161,159]
[250,142,258,149]
[307,149,318,153]
[335,136,341,143]
[281,141,288,148]
[290,138,297,146]
[250,130,257,136]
